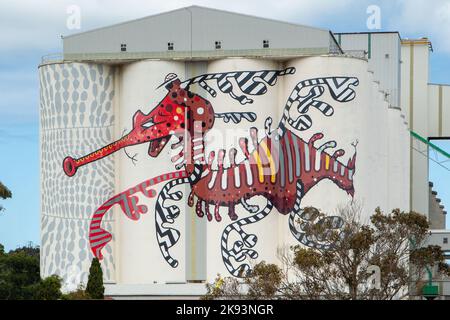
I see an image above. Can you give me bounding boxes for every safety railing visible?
[41,53,63,64]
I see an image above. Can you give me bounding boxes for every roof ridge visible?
[63,5,330,39]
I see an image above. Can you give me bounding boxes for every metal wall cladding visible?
[338,32,401,109]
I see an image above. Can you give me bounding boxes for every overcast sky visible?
[0,0,449,250]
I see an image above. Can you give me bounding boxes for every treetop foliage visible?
[204,205,447,300]
[86,257,104,299]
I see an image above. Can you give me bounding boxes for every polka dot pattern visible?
[40,63,116,289]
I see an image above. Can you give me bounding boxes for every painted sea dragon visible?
[63,68,359,276]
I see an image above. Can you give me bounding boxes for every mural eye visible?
[142,119,154,128]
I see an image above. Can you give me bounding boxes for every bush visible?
[33,275,62,300]
[86,258,104,299]
[61,284,91,300]
[246,262,283,299]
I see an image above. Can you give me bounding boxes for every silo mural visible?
[39,63,117,288]
[40,56,409,287]
[60,65,360,278]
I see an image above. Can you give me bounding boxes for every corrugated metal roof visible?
[64,5,332,39]
[62,5,342,62]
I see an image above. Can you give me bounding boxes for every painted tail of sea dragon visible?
[63,67,359,276]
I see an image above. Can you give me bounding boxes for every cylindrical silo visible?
[39,62,116,290]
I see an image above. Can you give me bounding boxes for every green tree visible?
[245,262,283,299]
[0,251,40,299]
[9,243,40,261]
[204,205,448,300]
[286,206,442,299]
[33,275,62,300]
[0,244,66,300]
[0,181,12,212]
[86,258,104,299]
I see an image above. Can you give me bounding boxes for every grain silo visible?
[39,6,419,298]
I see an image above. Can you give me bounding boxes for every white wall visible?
[116,60,187,284]
[401,41,430,216]
[428,84,450,137]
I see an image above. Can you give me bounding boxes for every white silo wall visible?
[203,58,284,279]
[283,57,387,214]
[388,107,409,211]
[40,55,411,289]
[116,60,187,284]
[39,63,116,290]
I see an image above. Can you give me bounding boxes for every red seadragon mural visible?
[63,68,359,276]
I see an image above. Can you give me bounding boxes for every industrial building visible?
[39,6,449,298]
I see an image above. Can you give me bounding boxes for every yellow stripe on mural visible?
[260,141,276,183]
[325,154,330,170]
[252,151,265,183]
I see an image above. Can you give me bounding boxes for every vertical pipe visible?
[439,85,443,136]
[409,42,415,212]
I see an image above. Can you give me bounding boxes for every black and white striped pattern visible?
[288,182,344,250]
[155,164,203,268]
[278,76,359,136]
[181,67,296,105]
[220,199,274,277]
[214,112,257,124]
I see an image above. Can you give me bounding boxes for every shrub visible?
[86,258,104,299]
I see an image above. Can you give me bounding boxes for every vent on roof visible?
[215,41,222,50]
[120,44,127,52]
[263,40,269,48]
[168,42,174,51]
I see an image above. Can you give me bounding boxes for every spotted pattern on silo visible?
[40,63,116,290]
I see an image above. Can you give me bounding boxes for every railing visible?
[41,53,63,64]
[343,50,368,59]
[410,130,450,159]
